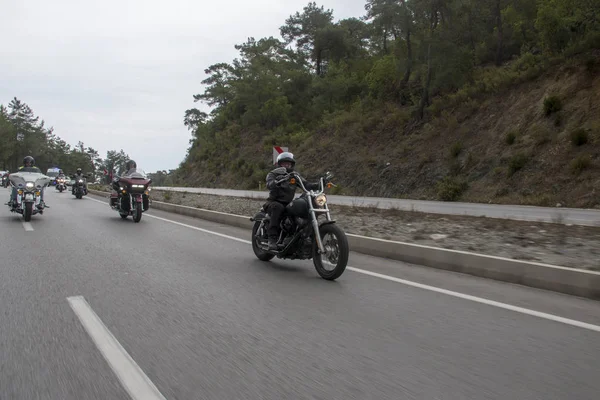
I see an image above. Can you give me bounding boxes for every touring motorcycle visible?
[55,176,67,192]
[7,170,52,221]
[109,169,152,222]
[250,171,349,280]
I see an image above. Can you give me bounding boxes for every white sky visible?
[0,0,366,172]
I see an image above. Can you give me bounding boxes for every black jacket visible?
[266,167,320,204]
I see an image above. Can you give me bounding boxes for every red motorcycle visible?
[109,169,152,222]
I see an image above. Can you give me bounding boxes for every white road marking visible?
[145,214,251,244]
[85,196,600,333]
[22,222,34,231]
[86,197,250,244]
[345,267,600,333]
[67,296,167,400]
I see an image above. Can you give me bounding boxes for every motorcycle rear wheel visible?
[252,221,274,261]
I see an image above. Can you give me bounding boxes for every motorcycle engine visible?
[282,217,294,232]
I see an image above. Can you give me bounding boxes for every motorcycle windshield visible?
[122,168,148,179]
[9,172,52,188]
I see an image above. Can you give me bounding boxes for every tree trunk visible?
[417,43,432,120]
[382,27,388,54]
[495,0,504,66]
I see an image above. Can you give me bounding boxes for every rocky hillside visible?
[172,1,600,208]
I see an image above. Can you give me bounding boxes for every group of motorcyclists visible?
[3,156,143,211]
[3,155,90,210]
[4,152,310,247]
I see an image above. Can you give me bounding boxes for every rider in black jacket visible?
[265,152,319,250]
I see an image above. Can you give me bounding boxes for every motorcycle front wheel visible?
[252,221,274,261]
[24,202,33,222]
[313,223,349,280]
[133,204,142,223]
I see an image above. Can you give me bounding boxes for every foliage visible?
[0,97,133,183]
[177,0,599,189]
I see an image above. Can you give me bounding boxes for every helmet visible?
[23,156,35,167]
[76,168,82,174]
[276,152,295,172]
[59,169,63,174]
[125,160,137,171]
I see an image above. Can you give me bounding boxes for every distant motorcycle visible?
[55,177,67,192]
[250,171,349,280]
[7,171,51,221]
[109,170,152,222]
[72,176,87,199]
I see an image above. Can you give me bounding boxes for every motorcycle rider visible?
[56,169,66,188]
[110,160,138,207]
[6,156,48,210]
[123,159,137,176]
[71,168,88,195]
[111,159,137,191]
[265,152,319,250]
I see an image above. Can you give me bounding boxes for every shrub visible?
[437,176,468,201]
[570,128,588,146]
[543,96,562,116]
[570,155,591,174]
[508,153,529,176]
[505,130,516,145]
[450,141,463,158]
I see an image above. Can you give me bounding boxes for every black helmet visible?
[125,160,137,171]
[76,168,82,174]
[23,156,35,167]
[276,152,295,172]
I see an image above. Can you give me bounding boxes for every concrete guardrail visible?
[88,189,600,300]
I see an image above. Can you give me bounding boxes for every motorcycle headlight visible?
[25,182,35,189]
[315,194,327,207]
[78,179,84,183]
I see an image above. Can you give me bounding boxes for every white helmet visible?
[276,152,295,171]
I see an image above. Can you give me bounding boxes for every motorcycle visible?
[55,177,67,192]
[250,171,349,280]
[7,171,51,221]
[72,176,88,199]
[109,169,152,223]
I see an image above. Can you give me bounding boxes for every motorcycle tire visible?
[133,204,142,223]
[252,221,274,261]
[312,223,349,281]
[24,202,33,222]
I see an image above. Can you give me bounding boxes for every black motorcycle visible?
[72,176,88,199]
[250,172,349,280]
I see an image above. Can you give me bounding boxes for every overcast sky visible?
[0,0,366,172]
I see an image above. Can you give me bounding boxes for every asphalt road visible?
[1,186,599,400]
[153,186,600,227]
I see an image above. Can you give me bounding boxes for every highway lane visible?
[154,186,600,226]
[1,187,599,399]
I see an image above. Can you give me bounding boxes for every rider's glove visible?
[275,174,289,185]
